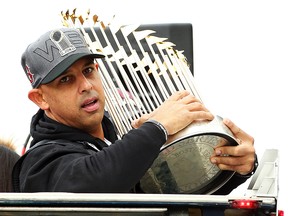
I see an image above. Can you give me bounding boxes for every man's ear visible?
[28,89,49,110]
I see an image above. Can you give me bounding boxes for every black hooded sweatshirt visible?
[12,109,251,194]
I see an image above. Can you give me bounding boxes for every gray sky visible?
[1,0,287,209]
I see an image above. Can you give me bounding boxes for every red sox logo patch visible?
[25,65,34,84]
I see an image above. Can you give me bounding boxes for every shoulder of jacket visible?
[28,139,71,151]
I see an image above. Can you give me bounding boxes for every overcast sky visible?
[1,0,287,210]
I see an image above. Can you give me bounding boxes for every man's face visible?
[39,57,105,136]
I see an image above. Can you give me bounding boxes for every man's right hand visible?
[131,90,214,135]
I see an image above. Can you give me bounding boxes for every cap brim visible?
[41,53,104,85]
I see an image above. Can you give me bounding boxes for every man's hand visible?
[131,90,214,135]
[210,118,256,175]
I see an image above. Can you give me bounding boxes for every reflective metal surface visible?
[139,116,238,194]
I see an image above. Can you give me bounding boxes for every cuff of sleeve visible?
[144,119,168,142]
[236,153,258,178]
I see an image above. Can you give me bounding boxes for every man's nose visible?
[79,75,93,93]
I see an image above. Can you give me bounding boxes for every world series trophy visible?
[60,9,238,194]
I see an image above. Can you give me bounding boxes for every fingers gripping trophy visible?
[60,9,239,194]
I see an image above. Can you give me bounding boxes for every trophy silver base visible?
[139,115,238,194]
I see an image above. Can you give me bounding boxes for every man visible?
[12,28,257,194]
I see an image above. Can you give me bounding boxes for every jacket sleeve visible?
[17,123,166,193]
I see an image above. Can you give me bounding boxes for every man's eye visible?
[84,67,94,75]
[60,76,70,83]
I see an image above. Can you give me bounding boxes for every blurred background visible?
[1,0,287,211]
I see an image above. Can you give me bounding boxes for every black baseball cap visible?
[21,28,104,88]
